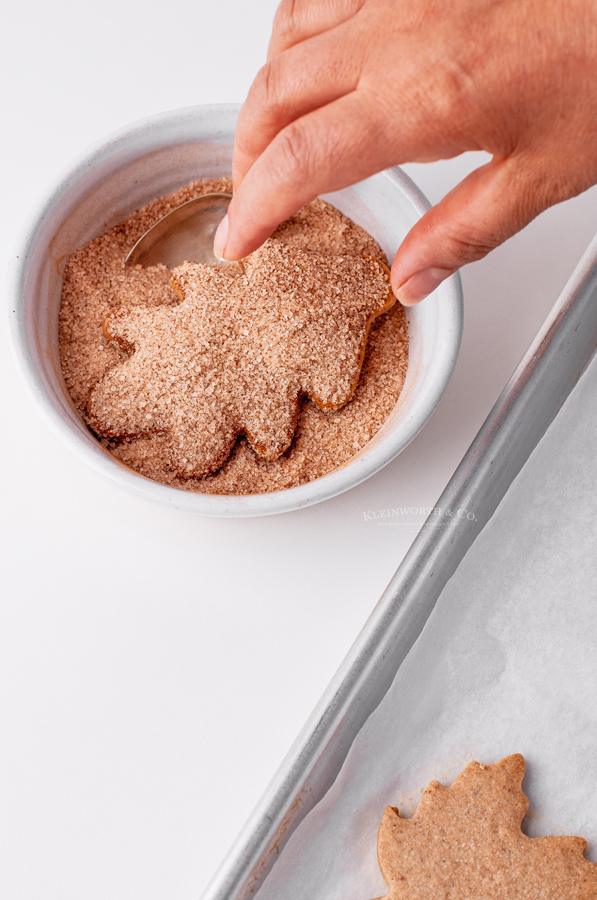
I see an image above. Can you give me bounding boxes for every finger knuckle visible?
[448,220,499,263]
[272,0,301,46]
[274,123,311,185]
[424,57,477,126]
[232,116,255,164]
[235,62,283,161]
[251,60,281,113]
[251,57,285,118]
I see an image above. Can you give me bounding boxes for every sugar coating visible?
[88,241,393,478]
[376,755,597,899]
[59,179,409,494]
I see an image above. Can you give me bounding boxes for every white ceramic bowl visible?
[8,104,463,517]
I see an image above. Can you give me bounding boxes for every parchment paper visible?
[258,349,597,900]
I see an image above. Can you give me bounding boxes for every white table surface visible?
[2,3,597,898]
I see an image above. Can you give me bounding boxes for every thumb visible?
[391,157,544,305]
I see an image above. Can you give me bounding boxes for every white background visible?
[1,2,597,899]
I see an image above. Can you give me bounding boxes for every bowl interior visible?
[13,106,462,516]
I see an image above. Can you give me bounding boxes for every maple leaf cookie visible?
[374,754,597,899]
[88,239,394,478]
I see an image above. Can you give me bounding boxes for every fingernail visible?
[213,214,229,260]
[394,267,453,306]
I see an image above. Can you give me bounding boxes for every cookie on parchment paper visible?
[374,754,597,899]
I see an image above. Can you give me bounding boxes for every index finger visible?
[233,25,363,188]
[221,87,465,261]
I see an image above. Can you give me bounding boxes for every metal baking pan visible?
[202,231,597,900]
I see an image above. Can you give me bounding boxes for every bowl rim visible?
[7,103,463,518]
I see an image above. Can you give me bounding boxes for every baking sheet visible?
[257,348,597,900]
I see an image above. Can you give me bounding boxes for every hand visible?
[213,0,597,304]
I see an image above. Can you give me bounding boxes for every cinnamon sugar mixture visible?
[59,179,409,495]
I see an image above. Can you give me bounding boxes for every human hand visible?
[213,0,597,304]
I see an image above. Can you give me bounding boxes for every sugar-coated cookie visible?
[88,238,394,479]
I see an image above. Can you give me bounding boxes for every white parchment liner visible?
[258,351,597,900]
